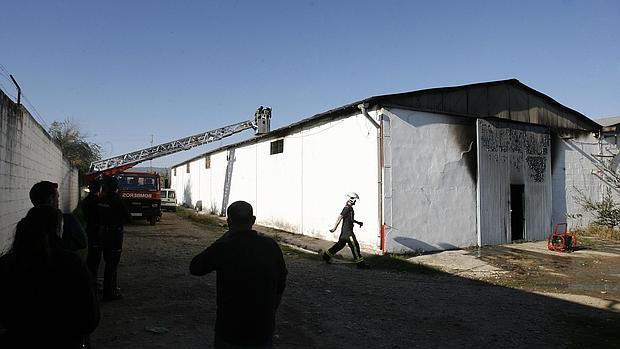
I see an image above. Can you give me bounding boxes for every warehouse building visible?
[171,79,606,254]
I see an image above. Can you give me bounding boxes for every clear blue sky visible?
[1,0,619,168]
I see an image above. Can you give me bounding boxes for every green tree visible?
[48,118,101,175]
[574,187,620,228]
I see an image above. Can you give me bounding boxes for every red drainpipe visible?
[380,224,386,254]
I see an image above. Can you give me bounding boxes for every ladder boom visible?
[89,120,256,173]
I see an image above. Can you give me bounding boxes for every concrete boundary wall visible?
[0,91,79,252]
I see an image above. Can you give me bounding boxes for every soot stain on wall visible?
[447,120,478,182]
[479,120,550,182]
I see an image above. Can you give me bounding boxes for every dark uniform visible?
[0,206,100,349]
[82,189,101,277]
[325,205,365,265]
[97,179,130,300]
[0,249,100,348]
[61,213,87,252]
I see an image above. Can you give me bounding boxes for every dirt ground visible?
[91,213,620,348]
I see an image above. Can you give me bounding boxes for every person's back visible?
[98,191,128,228]
[82,188,100,233]
[0,206,99,348]
[0,249,99,347]
[190,201,286,348]
[61,212,88,252]
[216,231,284,345]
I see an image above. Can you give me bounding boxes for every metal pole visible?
[150,134,154,171]
[9,74,21,106]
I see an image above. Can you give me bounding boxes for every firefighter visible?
[83,180,102,278]
[97,176,131,301]
[322,192,370,269]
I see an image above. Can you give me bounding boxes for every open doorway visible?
[510,185,525,240]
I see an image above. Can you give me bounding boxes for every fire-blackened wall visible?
[477,119,552,245]
[0,90,79,252]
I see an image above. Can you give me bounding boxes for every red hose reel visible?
[547,223,577,252]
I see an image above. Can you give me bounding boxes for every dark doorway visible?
[510,185,525,240]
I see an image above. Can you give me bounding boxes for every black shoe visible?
[322,252,332,264]
[356,261,370,269]
[102,288,123,302]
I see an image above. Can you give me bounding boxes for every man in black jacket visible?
[190,201,287,348]
[0,206,99,348]
[29,181,87,254]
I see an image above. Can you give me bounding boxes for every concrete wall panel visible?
[552,132,620,230]
[383,109,478,253]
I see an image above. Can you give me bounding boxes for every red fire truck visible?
[117,171,161,225]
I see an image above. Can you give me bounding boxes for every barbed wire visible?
[0,62,50,129]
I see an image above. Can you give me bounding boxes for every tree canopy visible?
[48,118,101,175]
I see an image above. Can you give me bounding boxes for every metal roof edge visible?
[171,79,602,168]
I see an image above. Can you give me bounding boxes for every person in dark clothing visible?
[322,192,369,268]
[0,206,100,348]
[190,201,287,348]
[29,180,87,253]
[98,176,131,301]
[82,180,102,277]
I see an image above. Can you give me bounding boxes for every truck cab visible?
[117,172,161,225]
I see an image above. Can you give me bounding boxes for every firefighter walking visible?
[322,192,369,269]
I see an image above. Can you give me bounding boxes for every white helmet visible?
[346,192,359,205]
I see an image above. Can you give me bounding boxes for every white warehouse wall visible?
[1,96,79,252]
[552,132,620,229]
[172,111,381,252]
[382,108,478,253]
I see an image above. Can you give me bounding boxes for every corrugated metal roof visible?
[172,79,601,168]
[595,116,620,127]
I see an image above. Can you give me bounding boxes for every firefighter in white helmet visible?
[322,192,369,268]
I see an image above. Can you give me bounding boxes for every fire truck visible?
[85,107,271,224]
[117,171,162,225]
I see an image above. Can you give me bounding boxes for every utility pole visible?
[149,134,154,172]
[9,74,21,106]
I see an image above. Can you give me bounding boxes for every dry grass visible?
[573,224,620,241]
[175,206,227,231]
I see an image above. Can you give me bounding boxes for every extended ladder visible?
[86,107,271,180]
[220,148,236,216]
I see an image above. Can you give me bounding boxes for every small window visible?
[173,168,177,176]
[186,163,190,173]
[205,155,211,169]
[270,139,284,155]
[160,190,167,198]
